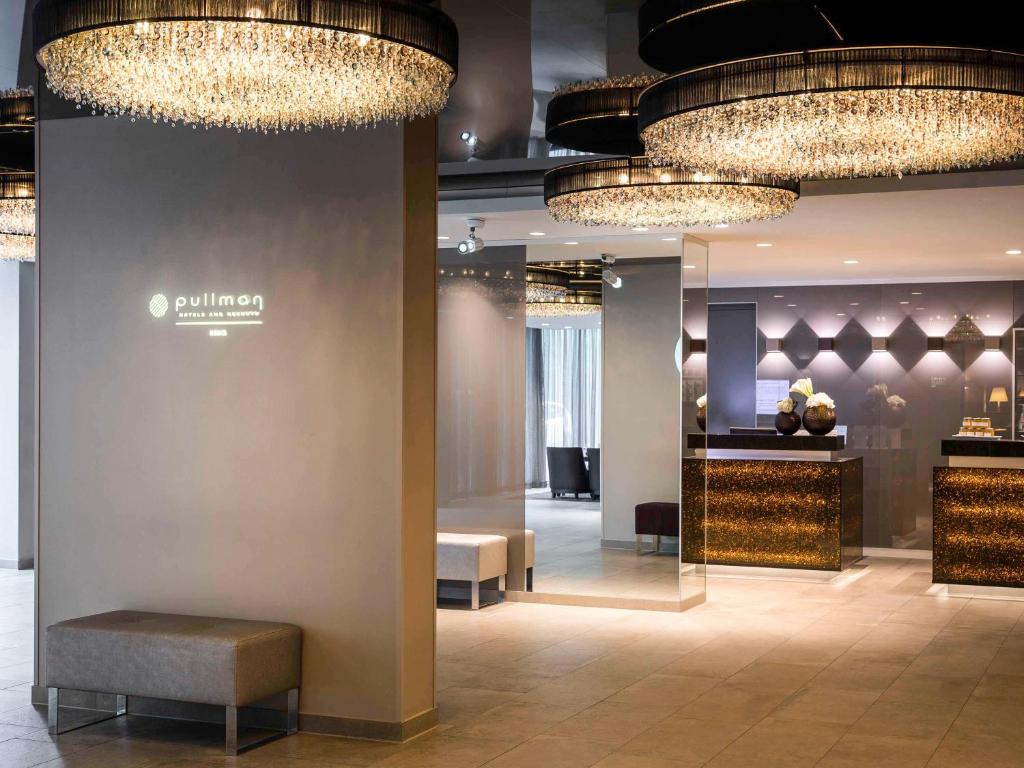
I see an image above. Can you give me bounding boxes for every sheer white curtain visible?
[542,328,602,448]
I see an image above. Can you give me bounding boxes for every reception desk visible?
[934,439,1024,590]
[682,434,863,572]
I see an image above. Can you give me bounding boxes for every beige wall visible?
[35,115,436,736]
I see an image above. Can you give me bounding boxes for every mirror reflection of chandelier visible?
[0,88,35,263]
[526,261,602,318]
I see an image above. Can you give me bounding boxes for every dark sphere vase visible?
[775,411,801,435]
[803,405,837,436]
[883,407,907,428]
[696,406,707,433]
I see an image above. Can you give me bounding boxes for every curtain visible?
[525,328,546,487]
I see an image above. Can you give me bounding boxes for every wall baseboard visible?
[601,538,680,554]
[31,686,438,743]
[863,547,932,561]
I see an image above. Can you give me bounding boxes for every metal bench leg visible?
[526,567,534,592]
[470,580,480,610]
[287,688,299,735]
[48,688,59,734]
[226,705,239,756]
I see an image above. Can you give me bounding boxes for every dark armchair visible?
[586,448,600,500]
[547,447,590,499]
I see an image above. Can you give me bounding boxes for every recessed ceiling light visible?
[911,291,923,295]
[900,301,910,305]
[438,236,450,241]
[529,232,546,237]
[662,237,679,241]
[916,307,926,311]
[632,226,650,232]
[787,304,797,308]
[541,323,550,327]
[773,294,784,299]
[713,223,729,229]
[843,260,859,265]
[564,241,579,246]
[756,242,773,248]
[850,302,860,306]
[1007,249,1022,255]
[683,264,696,270]
[836,313,846,317]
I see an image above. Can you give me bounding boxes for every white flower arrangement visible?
[866,383,889,398]
[806,392,836,410]
[696,394,707,409]
[886,394,907,409]
[790,378,814,399]
[777,397,796,414]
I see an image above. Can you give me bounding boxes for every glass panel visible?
[681,237,709,606]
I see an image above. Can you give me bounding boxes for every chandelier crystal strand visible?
[0,88,35,263]
[0,233,34,262]
[526,294,602,318]
[34,1,459,132]
[639,48,1024,180]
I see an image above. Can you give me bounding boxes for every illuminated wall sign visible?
[149,291,265,337]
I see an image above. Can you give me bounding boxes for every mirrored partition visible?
[680,237,709,607]
[437,246,528,600]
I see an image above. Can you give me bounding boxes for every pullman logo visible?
[148,291,266,337]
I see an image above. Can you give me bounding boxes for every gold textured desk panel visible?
[681,458,864,571]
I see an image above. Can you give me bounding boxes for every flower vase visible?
[803,405,837,436]
[775,411,801,436]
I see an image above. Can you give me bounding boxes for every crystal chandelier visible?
[33,0,459,132]
[526,266,570,303]
[0,89,35,263]
[636,2,1024,179]
[545,77,799,227]
[944,315,985,344]
[546,157,798,228]
[526,290,602,318]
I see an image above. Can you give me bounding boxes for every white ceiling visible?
[439,174,1024,287]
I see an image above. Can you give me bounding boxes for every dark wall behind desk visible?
[686,280,1024,551]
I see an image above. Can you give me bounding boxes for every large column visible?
[34,113,437,740]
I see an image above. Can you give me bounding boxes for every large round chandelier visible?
[636,2,1024,179]
[526,266,570,303]
[527,290,602,318]
[0,89,35,263]
[545,77,798,228]
[546,157,798,228]
[33,0,459,132]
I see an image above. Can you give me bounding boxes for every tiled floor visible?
[527,492,680,602]
[2,559,1024,767]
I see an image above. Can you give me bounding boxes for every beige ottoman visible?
[437,532,508,609]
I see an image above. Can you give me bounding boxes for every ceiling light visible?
[564,241,579,246]
[546,158,798,229]
[850,302,860,306]
[1007,249,1023,255]
[527,291,602,318]
[544,78,799,229]
[786,304,797,308]
[900,301,910,305]
[756,243,773,248]
[457,217,485,255]
[602,268,623,289]
[683,264,696,270]
[33,0,459,132]
[0,89,35,263]
[773,295,784,299]
[529,232,546,237]
[843,260,859,265]
[460,131,479,147]
[713,223,729,229]
[640,47,1024,179]
[836,313,846,317]
[662,237,679,241]
[437,236,450,241]
[911,291,924,295]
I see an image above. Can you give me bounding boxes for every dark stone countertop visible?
[941,439,1024,458]
[687,433,846,451]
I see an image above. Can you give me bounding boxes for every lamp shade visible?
[990,387,1009,405]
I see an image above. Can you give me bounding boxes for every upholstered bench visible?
[635,502,680,554]
[525,529,536,591]
[437,532,508,609]
[46,611,301,755]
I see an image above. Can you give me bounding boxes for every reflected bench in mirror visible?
[437,532,508,609]
[635,502,679,555]
[46,611,301,756]
[586,448,601,500]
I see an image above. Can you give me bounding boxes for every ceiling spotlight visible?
[457,217,485,255]
[756,242,773,248]
[564,241,579,246]
[460,130,478,146]
[33,0,458,132]
[1007,249,1023,255]
[843,260,859,265]
[632,226,650,232]
[662,237,679,241]
[529,232,546,237]
[602,268,623,289]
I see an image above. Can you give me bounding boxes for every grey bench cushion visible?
[46,611,301,707]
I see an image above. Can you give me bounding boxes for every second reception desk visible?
[682,434,864,572]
